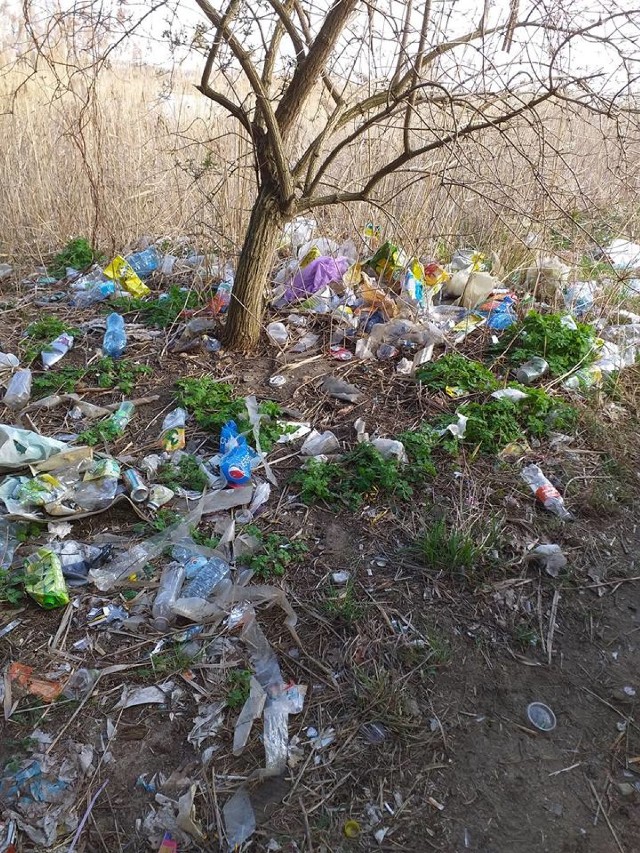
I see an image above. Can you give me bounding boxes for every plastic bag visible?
[160,408,186,452]
[0,426,66,471]
[103,255,150,298]
[23,547,70,608]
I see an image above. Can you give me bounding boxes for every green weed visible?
[15,522,45,543]
[111,284,199,328]
[158,454,208,493]
[22,318,81,364]
[94,357,152,395]
[292,443,413,508]
[247,532,308,579]
[0,568,25,605]
[76,416,123,447]
[189,525,220,550]
[133,509,181,535]
[398,423,439,479]
[495,311,597,376]
[48,237,100,279]
[226,669,252,709]
[415,353,498,394]
[175,377,288,449]
[324,581,363,624]
[137,649,195,679]
[32,367,87,398]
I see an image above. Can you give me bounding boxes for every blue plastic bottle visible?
[103,313,127,358]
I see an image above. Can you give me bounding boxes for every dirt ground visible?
[2,288,640,852]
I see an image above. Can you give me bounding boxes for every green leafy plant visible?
[398,423,439,480]
[495,311,597,376]
[94,358,153,395]
[15,522,45,543]
[189,526,220,550]
[175,377,245,432]
[48,237,100,279]
[247,532,308,579]
[0,568,25,605]
[226,669,252,709]
[22,318,81,364]
[415,353,498,394]
[175,377,288,449]
[133,508,181,535]
[158,454,208,493]
[32,367,87,398]
[76,416,124,447]
[111,284,199,328]
[292,443,413,508]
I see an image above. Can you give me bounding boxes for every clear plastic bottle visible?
[70,281,116,308]
[152,561,186,631]
[3,368,32,409]
[126,246,161,277]
[181,556,230,599]
[521,464,572,520]
[103,313,127,359]
[211,270,234,315]
[72,477,119,511]
[42,332,74,369]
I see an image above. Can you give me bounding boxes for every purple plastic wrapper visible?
[283,256,350,303]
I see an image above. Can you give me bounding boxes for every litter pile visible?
[1,223,640,849]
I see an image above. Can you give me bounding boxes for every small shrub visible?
[495,311,597,376]
[412,519,481,575]
[22,318,81,364]
[226,669,252,709]
[48,237,100,279]
[415,353,498,394]
[111,284,199,328]
[247,532,308,579]
[158,454,208,493]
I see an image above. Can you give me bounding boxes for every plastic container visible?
[42,332,74,369]
[515,357,549,385]
[3,368,32,409]
[521,464,572,520]
[126,246,160,278]
[181,556,230,599]
[160,408,186,451]
[211,270,234,315]
[110,401,135,432]
[526,702,556,732]
[266,322,289,346]
[103,313,127,359]
[70,281,116,308]
[72,476,119,511]
[152,561,186,631]
[23,548,70,609]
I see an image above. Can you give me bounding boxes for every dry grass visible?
[0,55,640,272]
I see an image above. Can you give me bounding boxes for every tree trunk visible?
[223,184,285,351]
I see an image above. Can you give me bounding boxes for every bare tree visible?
[17,0,640,348]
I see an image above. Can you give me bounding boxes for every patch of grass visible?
[21,317,81,364]
[415,353,498,394]
[514,622,539,650]
[398,423,440,480]
[48,237,100,279]
[226,669,252,709]
[189,525,220,550]
[247,531,308,579]
[158,454,208,493]
[353,664,422,737]
[495,310,597,376]
[292,443,413,508]
[15,522,45,543]
[93,357,153,395]
[0,568,25,605]
[412,519,481,576]
[111,284,199,328]
[324,580,363,624]
[137,649,195,679]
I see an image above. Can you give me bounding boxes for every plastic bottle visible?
[42,333,74,369]
[266,322,289,346]
[126,246,160,278]
[70,281,116,308]
[110,401,135,432]
[521,464,572,520]
[181,556,230,599]
[103,313,127,359]
[515,357,549,385]
[3,368,32,409]
[152,561,186,631]
[211,270,234,315]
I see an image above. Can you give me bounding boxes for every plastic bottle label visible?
[535,483,561,503]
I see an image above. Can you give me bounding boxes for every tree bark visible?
[223,184,285,351]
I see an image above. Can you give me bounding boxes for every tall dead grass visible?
[1,58,639,269]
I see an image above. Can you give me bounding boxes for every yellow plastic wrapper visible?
[24,547,70,609]
[358,273,398,319]
[299,246,320,268]
[103,255,150,298]
[423,260,450,287]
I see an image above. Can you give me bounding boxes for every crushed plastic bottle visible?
[23,548,70,609]
[521,464,572,520]
[41,332,73,369]
[126,246,160,278]
[266,322,289,346]
[103,313,127,358]
[180,555,230,600]
[69,280,116,308]
[3,368,32,409]
[152,561,186,632]
[210,268,234,315]
[160,408,186,451]
[515,357,549,385]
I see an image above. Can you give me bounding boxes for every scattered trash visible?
[360,721,388,744]
[526,702,557,732]
[41,332,73,369]
[527,543,567,577]
[23,547,70,608]
[515,357,549,385]
[343,819,361,838]
[521,464,572,521]
[102,312,127,358]
[321,375,362,403]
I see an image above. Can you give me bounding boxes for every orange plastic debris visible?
[8,661,65,702]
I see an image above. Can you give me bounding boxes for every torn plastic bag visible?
[89,503,204,591]
[0,426,67,471]
[23,547,70,608]
[223,788,256,850]
[187,701,225,748]
[300,430,340,456]
[321,375,362,403]
[233,677,266,754]
[49,541,113,587]
[371,438,408,462]
[282,256,350,303]
[0,518,19,569]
